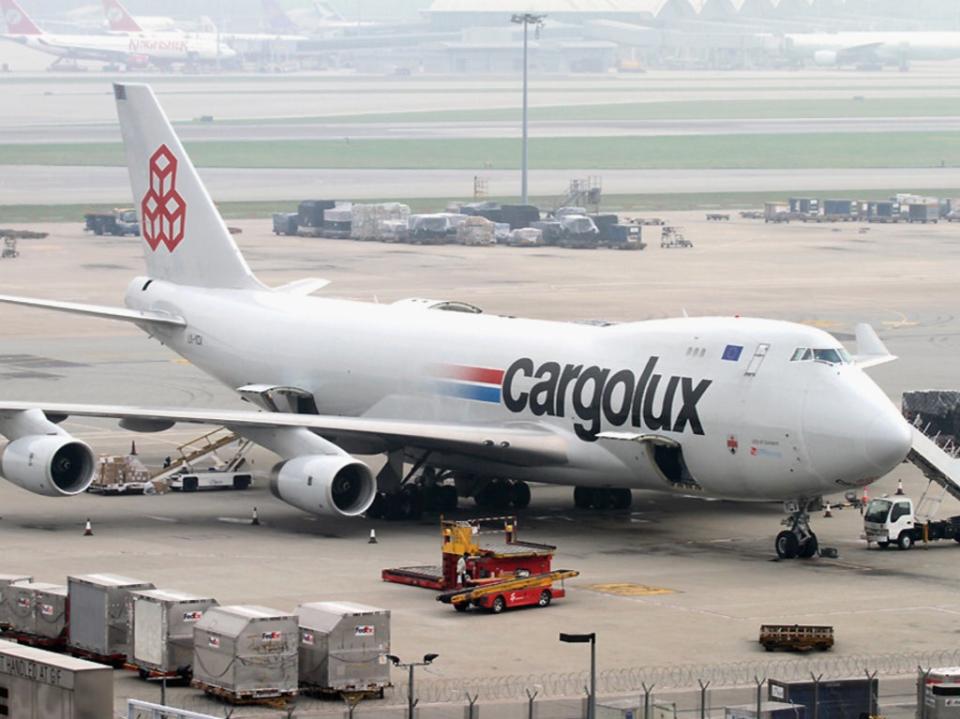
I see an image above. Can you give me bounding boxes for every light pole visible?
[511,13,545,205]
[560,632,596,719]
[387,653,439,719]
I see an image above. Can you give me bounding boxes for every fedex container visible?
[6,582,68,641]
[0,574,31,629]
[68,574,154,659]
[297,601,390,694]
[131,589,218,676]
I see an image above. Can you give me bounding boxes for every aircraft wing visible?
[0,401,568,467]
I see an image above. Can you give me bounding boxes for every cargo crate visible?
[297,601,390,695]
[131,589,218,677]
[193,605,299,702]
[68,574,154,661]
[4,582,68,644]
[0,575,32,629]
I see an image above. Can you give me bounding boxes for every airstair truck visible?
[863,497,960,550]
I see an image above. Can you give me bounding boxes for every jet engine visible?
[814,50,838,66]
[0,435,96,497]
[270,455,376,517]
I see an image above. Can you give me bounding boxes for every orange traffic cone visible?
[368,529,378,544]
[83,519,93,536]
[251,507,260,526]
[823,503,833,518]
[896,479,905,495]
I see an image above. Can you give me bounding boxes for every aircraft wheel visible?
[403,485,423,520]
[775,531,799,559]
[421,485,440,512]
[511,481,531,509]
[591,489,614,510]
[488,479,512,509]
[573,486,592,509]
[613,488,632,510]
[474,483,494,508]
[798,533,819,559]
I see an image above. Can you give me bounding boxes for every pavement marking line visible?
[144,515,179,523]
[584,583,676,597]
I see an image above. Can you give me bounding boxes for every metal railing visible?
[127,699,220,719]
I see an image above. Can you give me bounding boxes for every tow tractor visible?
[383,516,579,613]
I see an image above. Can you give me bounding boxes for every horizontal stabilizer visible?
[852,323,897,369]
[0,294,185,327]
[273,278,330,295]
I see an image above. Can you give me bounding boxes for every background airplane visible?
[0,0,235,67]
[785,31,960,68]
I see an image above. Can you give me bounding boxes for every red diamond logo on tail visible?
[141,144,186,252]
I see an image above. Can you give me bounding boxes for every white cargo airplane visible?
[0,84,915,560]
[786,31,960,68]
[0,0,234,67]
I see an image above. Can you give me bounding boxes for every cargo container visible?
[351,203,411,241]
[508,227,544,247]
[788,197,818,217]
[919,669,960,719]
[500,204,541,230]
[769,676,876,719]
[297,601,390,696]
[908,203,939,224]
[493,222,511,243]
[822,199,856,221]
[557,214,600,249]
[764,202,790,223]
[725,702,805,719]
[0,574,31,629]
[192,605,299,702]
[867,201,899,223]
[322,206,353,239]
[297,200,336,231]
[67,574,154,662]
[5,582,68,644]
[457,216,496,246]
[272,212,299,236]
[130,589,218,678]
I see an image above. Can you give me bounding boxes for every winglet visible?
[853,323,897,369]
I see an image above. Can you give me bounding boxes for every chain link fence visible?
[121,648,960,719]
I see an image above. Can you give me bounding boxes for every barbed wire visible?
[119,647,960,718]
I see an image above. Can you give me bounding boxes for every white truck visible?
[863,497,960,550]
[169,471,252,492]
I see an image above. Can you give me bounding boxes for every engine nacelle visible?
[270,455,376,517]
[814,50,838,66]
[0,435,96,497]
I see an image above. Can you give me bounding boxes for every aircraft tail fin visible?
[1,0,43,35]
[102,0,143,33]
[113,83,262,291]
[262,0,299,33]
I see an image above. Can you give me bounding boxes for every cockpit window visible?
[792,347,850,364]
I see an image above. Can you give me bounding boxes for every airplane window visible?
[813,349,845,364]
[790,348,813,361]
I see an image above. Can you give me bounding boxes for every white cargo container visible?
[193,605,299,701]
[6,582,68,642]
[67,574,154,660]
[131,589,218,678]
[351,203,411,241]
[456,216,496,246]
[0,574,31,628]
[297,601,390,695]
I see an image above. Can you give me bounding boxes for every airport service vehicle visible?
[84,209,140,237]
[438,569,578,614]
[0,82,938,560]
[759,624,833,652]
[169,471,252,492]
[0,0,234,68]
[661,226,693,248]
[863,497,960,550]
[1,238,18,259]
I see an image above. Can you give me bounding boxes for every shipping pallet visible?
[125,662,191,683]
[0,630,66,651]
[382,565,446,590]
[300,684,387,700]
[193,679,298,707]
[69,647,128,667]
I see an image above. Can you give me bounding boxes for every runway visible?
[5,115,960,143]
[5,165,960,204]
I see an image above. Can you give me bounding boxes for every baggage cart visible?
[130,589,218,679]
[67,574,154,664]
[193,605,299,704]
[272,212,299,236]
[298,601,390,697]
[759,624,833,652]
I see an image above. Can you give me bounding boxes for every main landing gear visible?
[574,486,632,510]
[775,499,821,559]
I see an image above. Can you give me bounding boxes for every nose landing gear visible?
[775,499,822,559]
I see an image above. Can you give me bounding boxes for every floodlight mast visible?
[511,13,546,205]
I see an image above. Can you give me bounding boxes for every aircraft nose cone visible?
[863,410,912,474]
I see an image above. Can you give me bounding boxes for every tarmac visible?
[0,215,959,716]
